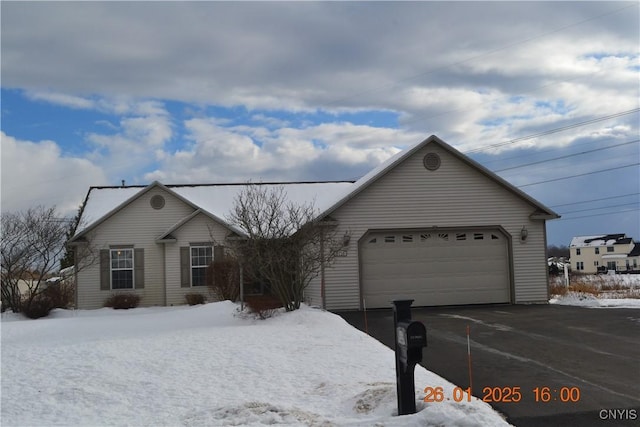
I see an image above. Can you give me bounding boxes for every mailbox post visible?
[393,299,427,416]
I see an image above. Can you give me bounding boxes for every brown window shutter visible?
[180,246,190,287]
[100,249,110,290]
[214,245,225,261]
[134,248,144,289]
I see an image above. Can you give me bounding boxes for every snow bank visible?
[1,303,509,426]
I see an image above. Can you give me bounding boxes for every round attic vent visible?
[150,195,165,210]
[423,153,441,171]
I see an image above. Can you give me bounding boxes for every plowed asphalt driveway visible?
[337,304,640,427]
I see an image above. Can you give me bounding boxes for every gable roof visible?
[71,135,560,242]
[70,181,354,242]
[315,135,560,220]
[570,234,629,247]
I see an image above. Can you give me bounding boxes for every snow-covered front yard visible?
[1,303,509,426]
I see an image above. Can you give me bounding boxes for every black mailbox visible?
[396,321,427,370]
[392,299,428,416]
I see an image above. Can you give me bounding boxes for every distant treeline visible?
[547,245,569,258]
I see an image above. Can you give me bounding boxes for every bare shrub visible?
[104,293,140,309]
[226,184,345,311]
[21,295,54,319]
[185,293,206,305]
[43,281,75,309]
[207,258,240,301]
[549,283,568,296]
[245,295,283,319]
[568,281,600,296]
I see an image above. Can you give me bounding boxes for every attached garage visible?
[306,135,560,311]
[360,228,511,308]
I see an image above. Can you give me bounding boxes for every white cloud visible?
[0,132,107,215]
[145,121,421,183]
[25,91,95,109]
[85,112,173,180]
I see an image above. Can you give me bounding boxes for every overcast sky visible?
[1,1,638,247]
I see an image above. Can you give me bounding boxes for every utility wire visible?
[550,193,640,208]
[494,140,639,173]
[518,163,640,187]
[560,202,640,215]
[555,208,639,222]
[464,109,640,154]
[480,135,631,166]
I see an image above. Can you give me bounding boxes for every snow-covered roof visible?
[75,181,354,236]
[570,234,629,247]
[73,135,560,240]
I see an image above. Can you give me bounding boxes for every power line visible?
[559,202,640,215]
[518,163,640,187]
[555,208,639,222]
[494,140,639,173]
[550,193,640,208]
[464,109,640,154]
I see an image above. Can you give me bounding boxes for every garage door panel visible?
[361,228,510,308]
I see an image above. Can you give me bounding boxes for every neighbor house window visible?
[595,247,600,254]
[191,246,212,286]
[607,261,616,270]
[111,249,134,289]
[607,246,614,253]
[576,261,584,271]
[576,248,581,255]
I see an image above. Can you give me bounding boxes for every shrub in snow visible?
[206,258,240,301]
[104,293,141,309]
[21,295,54,319]
[245,295,283,319]
[42,282,75,309]
[185,293,206,305]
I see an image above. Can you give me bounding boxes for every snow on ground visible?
[550,274,640,308]
[550,294,640,308]
[1,303,510,426]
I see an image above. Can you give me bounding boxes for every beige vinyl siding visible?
[314,143,549,310]
[164,212,231,306]
[76,187,195,309]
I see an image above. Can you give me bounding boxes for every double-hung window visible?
[191,246,212,286]
[111,248,134,289]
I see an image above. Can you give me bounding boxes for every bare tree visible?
[226,184,345,311]
[0,206,95,313]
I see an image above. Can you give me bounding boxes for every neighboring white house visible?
[69,135,559,310]
[569,234,640,274]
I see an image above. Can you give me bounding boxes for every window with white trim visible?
[111,249,134,289]
[607,246,614,253]
[595,247,600,254]
[191,246,212,286]
[576,248,581,255]
[576,261,584,271]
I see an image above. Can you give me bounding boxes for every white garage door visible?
[360,229,510,308]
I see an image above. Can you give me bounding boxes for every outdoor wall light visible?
[520,226,528,241]
[342,233,351,247]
